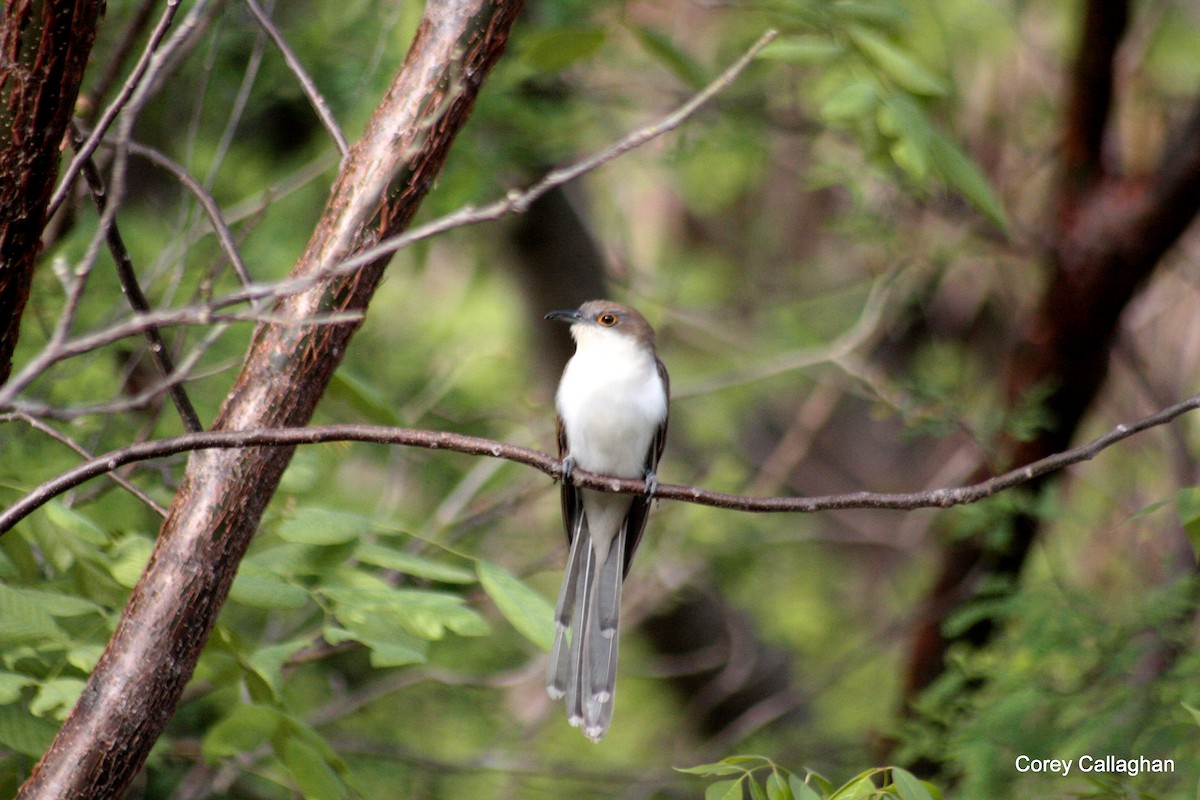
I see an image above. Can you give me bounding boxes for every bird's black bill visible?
[545,309,583,324]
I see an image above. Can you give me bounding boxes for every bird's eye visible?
[597,312,619,327]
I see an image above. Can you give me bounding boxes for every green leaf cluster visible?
[679,756,939,800]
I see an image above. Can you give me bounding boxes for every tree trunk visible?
[0,0,104,384]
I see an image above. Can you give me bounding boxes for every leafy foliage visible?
[679,756,939,800]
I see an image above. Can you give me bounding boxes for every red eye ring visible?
[597,312,618,327]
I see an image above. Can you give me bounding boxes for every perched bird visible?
[543,300,669,741]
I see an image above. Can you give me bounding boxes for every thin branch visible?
[243,0,351,158]
[4,389,1199,535]
[329,28,779,275]
[0,306,361,408]
[123,139,255,288]
[4,413,167,517]
[4,32,776,417]
[70,124,204,433]
[46,0,184,218]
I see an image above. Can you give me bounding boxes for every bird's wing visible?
[557,415,583,547]
[619,357,669,576]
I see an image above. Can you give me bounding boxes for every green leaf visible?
[324,622,428,668]
[278,508,369,546]
[520,27,606,72]
[66,644,105,672]
[767,771,794,800]
[891,767,933,800]
[0,584,65,644]
[926,130,1009,231]
[323,569,487,639]
[356,543,475,583]
[279,737,347,800]
[820,81,877,123]
[29,678,86,719]
[229,566,310,610]
[677,762,747,776]
[633,26,707,89]
[890,137,929,182]
[0,672,35,704]
[749,777,769,800]
[882,95,1008,230]
[790,774,823,800]
[832,0,910,28]
[848,27,946,96]
[328,371,402,426]
[109,534,154,588]
[3,586,101,618]
[706,779,744,800]
[1182,700,1200,727]
[476,560,555,652]
[758,36,844,66]
[828,771,879,800]
[391,590,489,639]
[1178,488,1200,559]
[43,501,109,545]
[246,639,310,699]
[202,703,284,762]
[0,704,58,757]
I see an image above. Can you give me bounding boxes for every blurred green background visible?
[2,0,1199,797]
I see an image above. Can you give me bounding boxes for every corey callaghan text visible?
[1015,755,1175,777]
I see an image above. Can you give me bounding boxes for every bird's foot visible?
[644,469,659,499]
[560,455,577,485]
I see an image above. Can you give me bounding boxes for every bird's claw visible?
[560,455,577,485]
[644,470,659,500]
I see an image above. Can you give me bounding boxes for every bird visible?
[543,300,669,741]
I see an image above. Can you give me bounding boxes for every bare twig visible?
[4,413,168,516]
[4,389,1198,535]
[70,124,204,433]
[244,0,351,158]
[123,139,254,287]
[0,306,361,408]
[329,28,779,276]
[47,0,184,218]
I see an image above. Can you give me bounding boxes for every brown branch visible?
[70,123,205,433]
[243,0,350,158]
[45,0,184,218]
[15,1,526,797]
[4,412,168,516]
[1058,0,1127,201]
[5,389,1200,535]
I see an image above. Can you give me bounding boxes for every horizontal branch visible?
[4,389,1199,535]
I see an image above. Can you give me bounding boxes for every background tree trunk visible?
[901,0,1200,756]
[0,0,103,384]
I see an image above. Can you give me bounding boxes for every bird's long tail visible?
[546,520,626,742]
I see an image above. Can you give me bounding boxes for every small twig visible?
[124,139,255,287]
[328,29,779,276]
[47,0,184,218]
[70,124,204,433]
[244,0,351,158]
[3,390,1198,535]
[0,306,360,408]
[5,414,167,517]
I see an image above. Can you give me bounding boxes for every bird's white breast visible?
[556,330,667,479]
